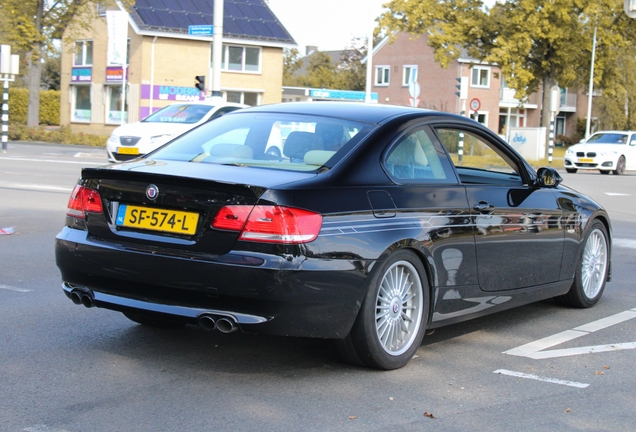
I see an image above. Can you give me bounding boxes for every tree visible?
[380,0,636,153]
[283,48,304,86]
[0,0,131,126]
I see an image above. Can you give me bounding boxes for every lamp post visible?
[585,26,597,140]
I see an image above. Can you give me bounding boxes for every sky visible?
[266,0,387,52]
[266,0,497,52]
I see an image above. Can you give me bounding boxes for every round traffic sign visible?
[470,98,481,112]
[408,81,420,98]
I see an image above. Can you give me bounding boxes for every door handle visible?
[473,201,495,213]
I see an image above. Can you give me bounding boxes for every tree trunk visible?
[26,0,44,127]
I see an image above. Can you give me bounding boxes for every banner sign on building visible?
[106,10,129,65]
[106,66,129,82]
[141,84,206,102]
[71,67,92,82]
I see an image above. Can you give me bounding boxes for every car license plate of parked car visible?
[117,147,139,155]
[579,158,594,162]
[115,204,199,235]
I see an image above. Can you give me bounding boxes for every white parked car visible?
[564,131,636,175]
[106,102,246,162]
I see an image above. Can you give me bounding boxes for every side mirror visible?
[535,167,562,188]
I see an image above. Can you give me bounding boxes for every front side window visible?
[471,66,490,88]
[213,45,261,72]
[403,66,418,86]
[375,66,390,86]
[436,128,521,185]
[71,85,92,122]
[74,40,93,66]
[142,104,214,124]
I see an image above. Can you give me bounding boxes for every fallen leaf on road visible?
[602,366,610,370]
[564,408,572,413]
[348,416,357,420]
[594,371,604,375]
[424,412,435,419]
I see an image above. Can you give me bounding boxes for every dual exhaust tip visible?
[69,288,238,333]
[197,314,238,333]
[70,289,94,308]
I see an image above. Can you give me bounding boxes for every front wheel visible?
[555,220,609,308]
[566,168,577,174]
[613,156,625,175]
[337,250,429,370]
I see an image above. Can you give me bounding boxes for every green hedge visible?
[8,124,106,147]
[7,88,60,125]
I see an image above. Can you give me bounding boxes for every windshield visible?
[586,133,629,145]
[149,112,375,171]
[142,104,214,124]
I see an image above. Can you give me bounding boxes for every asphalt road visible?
[1,142,635,431]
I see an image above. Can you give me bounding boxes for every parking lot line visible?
[494,369,589,388]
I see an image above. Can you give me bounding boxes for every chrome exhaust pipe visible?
[80,294,94,308]
[216,317,238,333]
[198,315,217,331]
[69,290,83,305]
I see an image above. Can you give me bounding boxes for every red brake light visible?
[211,205,322,244]
[66,185,103,218]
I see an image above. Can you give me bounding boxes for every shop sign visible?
[141,84,205,102]
[71,67,92,82]
[106,66,128,82]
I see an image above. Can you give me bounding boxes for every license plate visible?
[117,147,139,155]
[579,158,594,163]
[115,204,199,235]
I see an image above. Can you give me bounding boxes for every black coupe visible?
[55,102,611,370]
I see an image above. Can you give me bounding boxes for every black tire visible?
[566,168,577,174]
[555,220,609,308]
[123,312,186,329]
[338,249,429,370]
[600,170,610,175]
[613,156,625,175]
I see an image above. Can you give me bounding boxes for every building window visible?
[470,111,488,125]
[71,85,91,122]
[375,66,390,86]
[106,86,128,124]
[403,66,418,86]
[225,91,259,106]
[211,45,261,72]
[471,66,490,88]
[74,40,93,66]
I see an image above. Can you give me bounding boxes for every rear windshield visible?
[149,112,375,171]
[142,104,214,124]
[586,133,630,145]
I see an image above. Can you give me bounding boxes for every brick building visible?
[60,0,295,136]
[368,32,585,140]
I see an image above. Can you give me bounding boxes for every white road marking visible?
[493,369,589,389]
[613,238,636,249]
[605,193,630,196]
[0,284,32,293]
[504,308,636,359]
[0,156,104,165]
[0,182,73,192]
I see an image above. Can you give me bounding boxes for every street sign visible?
[188,25,214,36]
[470,98,481,112]
[408,97,420,107]
[408,81,420,99]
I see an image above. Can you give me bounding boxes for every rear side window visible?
[384,128,455,183]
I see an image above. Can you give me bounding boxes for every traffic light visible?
[455,77,467,99]
[195,75,205,91]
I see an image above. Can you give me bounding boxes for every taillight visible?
[212,205,322,244]
[66,185,103,219]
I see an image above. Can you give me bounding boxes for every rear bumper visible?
[55,227,371,339]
